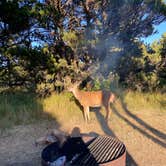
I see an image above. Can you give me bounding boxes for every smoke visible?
[97,36,123,77]
[86,34,124,82]
[79,3,125,82]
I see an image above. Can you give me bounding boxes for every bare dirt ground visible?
[0,122,53,166]
[0,104,166,166]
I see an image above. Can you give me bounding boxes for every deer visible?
[67,81,116,122]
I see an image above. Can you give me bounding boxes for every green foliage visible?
[157,33,166,90]
[117,33,166,92]
[0,0,166,93]
[0,0,31,33]
[0,45,52,90]
[63,31,78,49]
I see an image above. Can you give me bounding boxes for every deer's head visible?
[64,76,82,93]
[67,81,81,93]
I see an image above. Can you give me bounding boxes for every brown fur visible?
[68,84,115,122]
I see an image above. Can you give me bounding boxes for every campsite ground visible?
[0,109,166,165]
[0,92,166,166]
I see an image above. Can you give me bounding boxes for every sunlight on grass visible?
[123,91,166,112]
[0,90,165,129]
[42,92,84,125]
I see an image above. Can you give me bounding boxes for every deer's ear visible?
[75,80,82,86]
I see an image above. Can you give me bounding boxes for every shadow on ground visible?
[94,109,138,166]
[119,98,166,147]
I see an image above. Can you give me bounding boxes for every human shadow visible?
[111,104,166,148]
[42,136,98,166]
[94,109,138,166]
[119,98,166,141]
[71,126,99,138]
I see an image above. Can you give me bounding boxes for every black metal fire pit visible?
[41,136,126,166]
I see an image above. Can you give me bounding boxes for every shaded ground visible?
[0,121,58,166]
[0,102,166,166]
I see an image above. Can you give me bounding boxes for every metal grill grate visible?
[71,136,126,166]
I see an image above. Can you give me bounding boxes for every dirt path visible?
[0,106,166,166]
[0,122,58,166]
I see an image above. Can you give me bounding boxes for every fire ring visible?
[41,136,126,166]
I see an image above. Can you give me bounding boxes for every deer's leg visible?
[104,104,111,121]
[87,107,90,121]
[83,106,90,122]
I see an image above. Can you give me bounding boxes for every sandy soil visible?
[0,106,166,166]
[0,122,57,166]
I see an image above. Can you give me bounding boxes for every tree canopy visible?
[0,0,166,93]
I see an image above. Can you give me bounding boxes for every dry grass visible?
[1,90,165,128]
[123,91,166,112]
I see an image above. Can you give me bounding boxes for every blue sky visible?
[142,21,166,44]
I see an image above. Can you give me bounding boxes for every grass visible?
[42,92,84,124]
[122,91,166,113]
[0,91,49,129]
[0,89,165,130]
